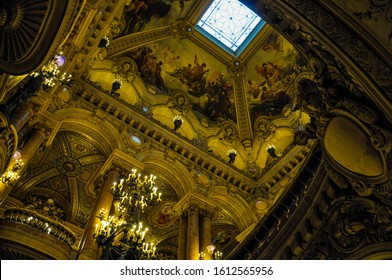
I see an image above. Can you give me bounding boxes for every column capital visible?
[199,207,215,220]
[187,203,200,215]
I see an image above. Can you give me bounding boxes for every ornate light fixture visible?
[206,244,216,254]
[111,78,123,97]
[266,144,277,158]
[214,250,223,260]
[173,116,183,131]
[31,52,72,89]
[205,244,223,260]
[227,149,237,163]
[98,36,110,48]
[1,158,24,185]
[93,169,162,260]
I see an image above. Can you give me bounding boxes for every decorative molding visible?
[108,25,179,58]
[229,65,253,150]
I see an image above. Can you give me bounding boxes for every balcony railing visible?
[1,207,76,247]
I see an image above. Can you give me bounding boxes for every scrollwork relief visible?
[353,0,392,45]
[327,195,392,254]
[24,196,65,221]
[294,51,392,198]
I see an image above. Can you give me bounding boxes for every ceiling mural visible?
[116,0,194,38]
[245,31,307,126]
[126,39,236,124]
[87,0,311,175]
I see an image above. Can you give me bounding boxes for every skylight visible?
[197,0,264,54]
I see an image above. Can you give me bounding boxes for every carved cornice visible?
[74,79,315,202]
[76,80,255,191]
[108,24,181,58]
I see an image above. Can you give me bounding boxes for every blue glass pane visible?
[197,0,264,53]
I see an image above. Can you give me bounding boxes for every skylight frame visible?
[196,0,265,55]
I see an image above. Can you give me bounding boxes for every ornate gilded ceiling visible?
[1,0,392,261]
[12,131,106,227]
[3,0,314,258]
[86,0,310,174]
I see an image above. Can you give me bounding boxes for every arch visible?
[208,185,258,231]
[54,108,124,156]
[136,150,197,198]
[346,242,392,260]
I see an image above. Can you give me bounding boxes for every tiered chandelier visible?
[93,169,162,260]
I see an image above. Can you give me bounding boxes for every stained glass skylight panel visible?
[197,0,264,53]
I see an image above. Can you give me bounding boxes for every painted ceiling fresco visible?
[112,0,308,129]
[116,0,193,38]
[124,31,306,127]
[127,40,236,123]
[245,31,307,126]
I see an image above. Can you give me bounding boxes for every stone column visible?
[0,128,46,204]
[186,205,199,260]
[19,129,46,164]
[78,169,120,260]
[199,210,212,260]
[177,213,187,260]
[11,105,35,132]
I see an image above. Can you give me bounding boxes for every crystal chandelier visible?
[93,169,162,260]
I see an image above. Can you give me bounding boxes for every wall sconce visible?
[111,79,122,97]
[266,144,277,158]
[1,158,24,185]
[53,52,66,67]
[227,149,237,164]
[98,36,110,48]
[13,150,22,160]
[173,116,183,131]
[206,244,216,254]
[214,251,223,260]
